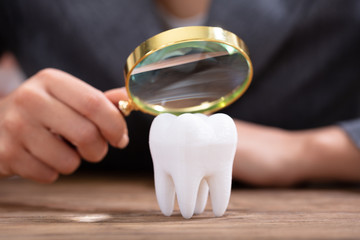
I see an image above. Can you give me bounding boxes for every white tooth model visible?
[149,113,237,219]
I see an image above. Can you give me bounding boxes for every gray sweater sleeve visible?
[339,119,360,149]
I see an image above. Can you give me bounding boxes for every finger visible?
[105,88,129,148]
[10,148,59,183]
[104,87,129,105]
[27,91,109,162]
[37,69,127,148]
[22,122,81,175]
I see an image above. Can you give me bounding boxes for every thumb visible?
[104,87,129,105]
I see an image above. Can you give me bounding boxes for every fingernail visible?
[118,134,129,148]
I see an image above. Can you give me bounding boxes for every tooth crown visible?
[150,113,236,145]
[149,113,237,219]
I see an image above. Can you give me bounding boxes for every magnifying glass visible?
[119,26,253,116]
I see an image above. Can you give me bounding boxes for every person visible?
[0,0,359,186]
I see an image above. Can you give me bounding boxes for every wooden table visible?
[1,174,360,240]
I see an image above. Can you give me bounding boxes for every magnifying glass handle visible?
[118,100,134,116]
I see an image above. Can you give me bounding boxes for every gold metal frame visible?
[119,26,253,116]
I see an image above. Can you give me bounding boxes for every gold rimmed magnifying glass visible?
[119,26,253,116]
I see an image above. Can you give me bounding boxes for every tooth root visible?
[154,170,175,216]
[208,173,232,217]
[194,179,209,215]
[173,175,202,219]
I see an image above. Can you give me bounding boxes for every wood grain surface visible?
[0,174,360,240]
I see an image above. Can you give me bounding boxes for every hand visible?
[232,120,360,186]
[0,68,129,183]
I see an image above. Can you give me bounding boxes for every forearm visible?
[233,120,360,186]
[298,126,360,182]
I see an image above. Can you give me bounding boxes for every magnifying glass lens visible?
[121,27,253,116]
[129,41,250,114]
